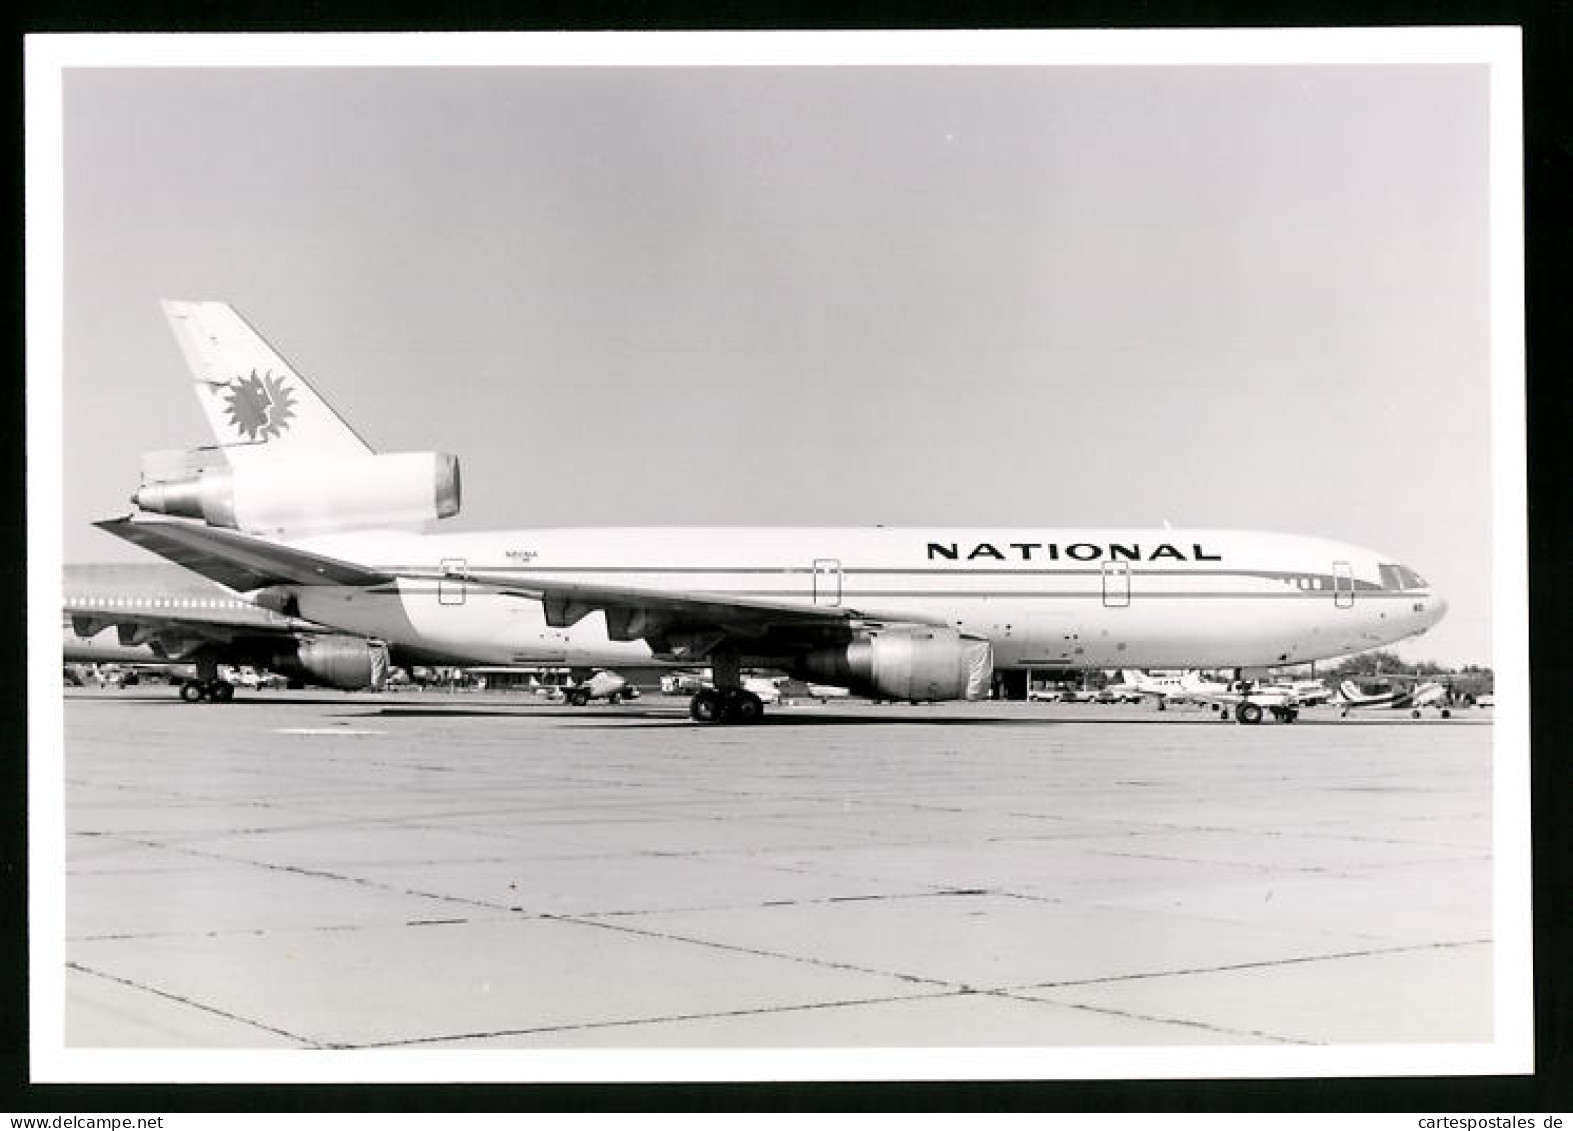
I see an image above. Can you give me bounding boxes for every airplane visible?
[1118,669,1232,709]
[63,561,395,701]
[1335,675,1456,718]
[96,300,1450,725]
[1117,668,1318,723]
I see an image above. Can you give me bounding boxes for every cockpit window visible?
[1379,563,1428,590]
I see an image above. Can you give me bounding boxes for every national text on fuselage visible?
[926,542,1223,563]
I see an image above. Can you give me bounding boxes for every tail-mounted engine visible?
[796,625,994,702]
[132,451,460,535]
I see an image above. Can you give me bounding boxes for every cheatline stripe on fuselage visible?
[356,563,1391,589]
[362,586,1426,602]
[353,566,1390,591]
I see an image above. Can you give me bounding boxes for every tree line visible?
[1319,651,1493,690]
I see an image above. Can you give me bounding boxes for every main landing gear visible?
[689,687,766,724]
[179,678,236,703]
[178,653,236,703]
[687,649,766,725]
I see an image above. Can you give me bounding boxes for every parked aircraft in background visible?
[1118,670,1232,709]
[63,561,392,702]
[1336,675,1455,718]
[1117,668,1313,723]
[99,301,1449,725]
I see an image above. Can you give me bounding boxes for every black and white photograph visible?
[26,29,1529,1085]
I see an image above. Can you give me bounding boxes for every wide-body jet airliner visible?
[97,301,1448,724]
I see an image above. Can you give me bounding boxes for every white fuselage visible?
[272,526,1446,674]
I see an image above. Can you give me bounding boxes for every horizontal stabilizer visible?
[95,517,393,593]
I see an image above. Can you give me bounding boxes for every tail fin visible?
[161,300,373,466]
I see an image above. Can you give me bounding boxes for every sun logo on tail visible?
[223,370,297,441]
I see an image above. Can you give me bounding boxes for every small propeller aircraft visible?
[1335,673,1456,718]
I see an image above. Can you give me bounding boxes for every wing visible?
[94,517,924,661]
[66,599,341,660]
[448,564,897,662]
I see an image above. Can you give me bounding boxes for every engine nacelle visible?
[795,626,994,702]
[133,451,461,535]
[265,635,391,691]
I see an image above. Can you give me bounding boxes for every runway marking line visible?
[276,727,386,736]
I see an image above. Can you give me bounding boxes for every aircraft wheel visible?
[690,688,725,723]
[179,681,205,703]
[1236,702,1264,725]
[725,690,765,725]
[568,689,590,707]
[210,681,236,703]
[1441,708,1452,719]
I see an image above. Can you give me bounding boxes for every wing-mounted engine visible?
[795,625,994,702]
[263,635,391,691]
[132,451,461,536]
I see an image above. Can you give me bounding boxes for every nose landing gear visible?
[1235,701,1264,725]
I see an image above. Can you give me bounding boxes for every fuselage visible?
[276,526,1446,671]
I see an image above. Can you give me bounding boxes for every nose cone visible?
[1410,588,1448,637]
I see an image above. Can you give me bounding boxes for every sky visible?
[44,37,1509,667]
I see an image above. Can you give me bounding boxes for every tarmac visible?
[50,686,1499,1076]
